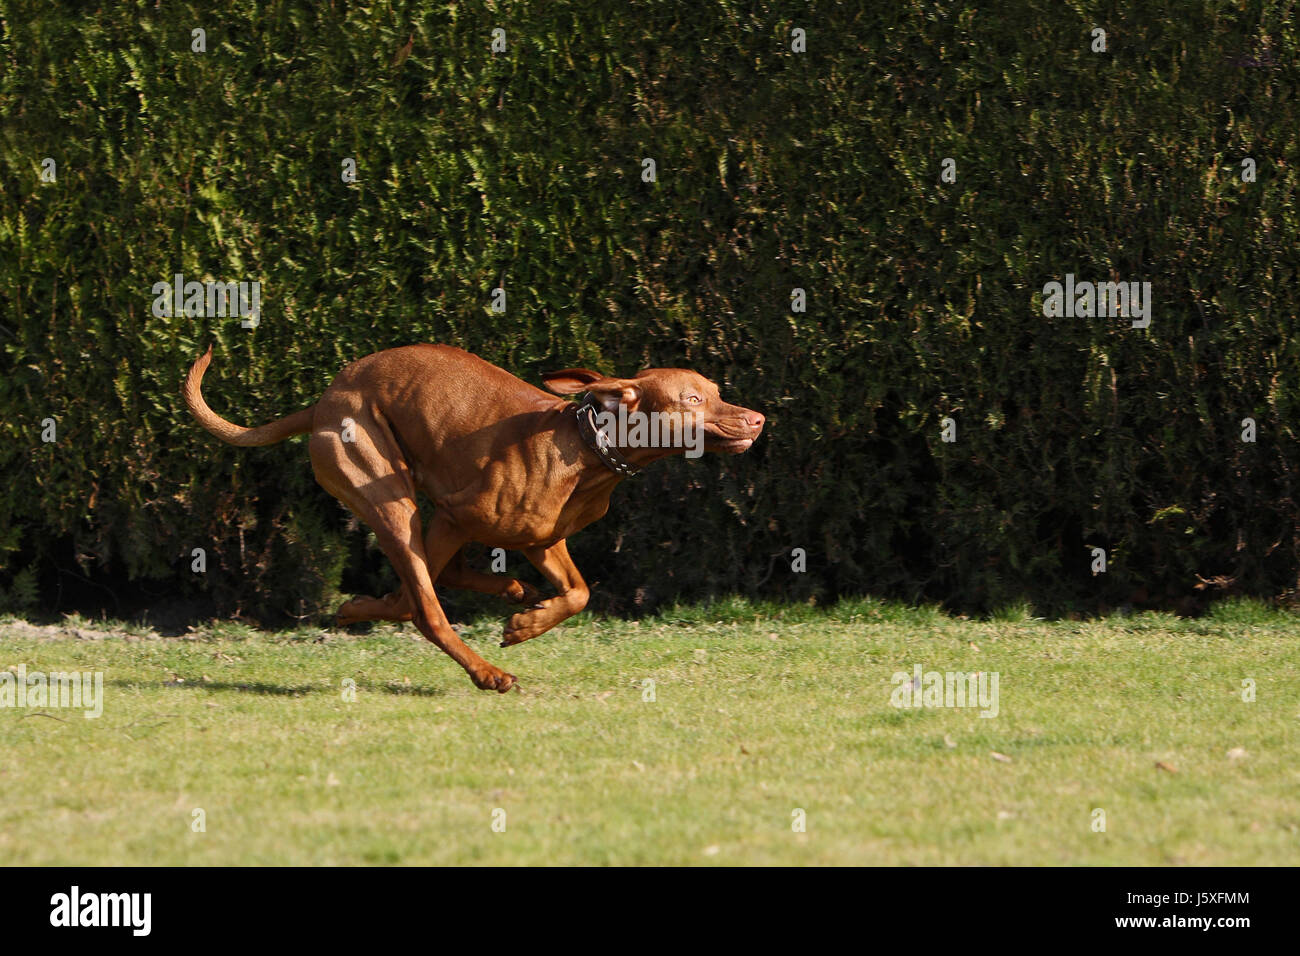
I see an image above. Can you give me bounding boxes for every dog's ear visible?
[542,369,640,412]
[541,368,606,395]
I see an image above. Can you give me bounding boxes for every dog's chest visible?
[449,502,603,549]
[428,463,606,548]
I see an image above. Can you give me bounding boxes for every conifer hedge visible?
[1,1,1297,618]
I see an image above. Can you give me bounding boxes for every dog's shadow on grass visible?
[104,678,446,698]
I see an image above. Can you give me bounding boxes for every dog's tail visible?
[183,345,316,446]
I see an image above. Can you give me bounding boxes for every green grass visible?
[1,598,1297,865]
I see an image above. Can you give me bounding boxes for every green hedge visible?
[1,0,1297,619]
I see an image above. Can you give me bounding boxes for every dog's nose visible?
[747,412,765,430]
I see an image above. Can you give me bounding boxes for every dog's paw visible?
[507,581,543,606]
[501,615,541,647]
[473,668,518,693]
[335,600,365,626]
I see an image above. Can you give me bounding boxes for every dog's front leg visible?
[500,540,590,647]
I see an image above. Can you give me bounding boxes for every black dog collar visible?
[572,393,641,478]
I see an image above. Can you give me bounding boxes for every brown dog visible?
[183,344,764,692]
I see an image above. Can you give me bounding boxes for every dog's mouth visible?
[712,437,755,454]
[703,425,761,454]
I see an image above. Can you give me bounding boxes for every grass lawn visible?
[1,597,1296,865]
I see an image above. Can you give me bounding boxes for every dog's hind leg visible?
[340,548,543,624]
[311,406,515,692]
[336,547,539,624]
[435,548,542,605]
[336,586,412,625]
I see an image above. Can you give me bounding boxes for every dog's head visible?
[542,366,765,457]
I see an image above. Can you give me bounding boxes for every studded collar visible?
[571,393,641,478]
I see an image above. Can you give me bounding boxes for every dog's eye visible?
[687,395,702,405]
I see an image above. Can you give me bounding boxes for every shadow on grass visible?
[104,678,447,698]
